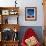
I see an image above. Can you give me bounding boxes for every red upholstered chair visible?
[21,28,41,46]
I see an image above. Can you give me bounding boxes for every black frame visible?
[25,7,37,21]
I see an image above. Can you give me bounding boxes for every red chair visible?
[21,28,41,46]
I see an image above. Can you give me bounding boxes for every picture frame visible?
[25,7,37,21]
[2,10,9,15]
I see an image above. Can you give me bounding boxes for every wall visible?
[0,0,44,26]
[18,0,44,26]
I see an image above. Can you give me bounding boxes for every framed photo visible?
[25,7,37,21]
[2,10,9,15]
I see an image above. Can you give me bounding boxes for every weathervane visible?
[15,0,17,7]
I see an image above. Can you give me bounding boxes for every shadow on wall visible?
[18,26,44,44]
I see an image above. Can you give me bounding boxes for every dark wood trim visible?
[0,24,20,32]
[0,7,19,10]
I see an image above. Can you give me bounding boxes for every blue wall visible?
[18,26,44,44]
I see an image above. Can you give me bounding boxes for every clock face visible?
[2,10,9,15]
